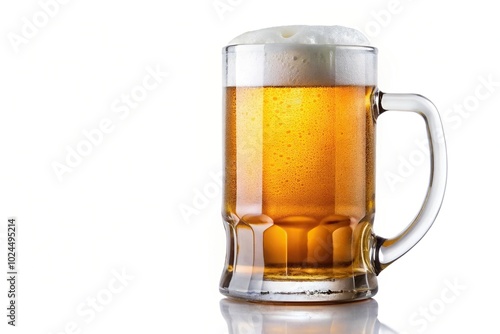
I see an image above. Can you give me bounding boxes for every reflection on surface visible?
[220,298,398,334]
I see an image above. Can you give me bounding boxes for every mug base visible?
[220,273,378,303]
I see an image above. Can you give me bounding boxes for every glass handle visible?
[372,91,448,274]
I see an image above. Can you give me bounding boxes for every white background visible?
[0,0,498,333]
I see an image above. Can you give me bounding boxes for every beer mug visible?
[220,26,447,302]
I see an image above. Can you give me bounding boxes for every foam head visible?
[228,25,371,46]
[224,25,377,87]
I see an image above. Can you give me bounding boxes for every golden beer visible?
[223,85,375,280]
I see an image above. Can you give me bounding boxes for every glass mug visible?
[220,27,447,302]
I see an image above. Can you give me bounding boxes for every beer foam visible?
[228,25,370,46]
[224,25,377,87]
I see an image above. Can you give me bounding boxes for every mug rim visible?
[223,44,378,54]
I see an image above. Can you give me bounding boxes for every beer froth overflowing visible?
[225,25,376,87]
